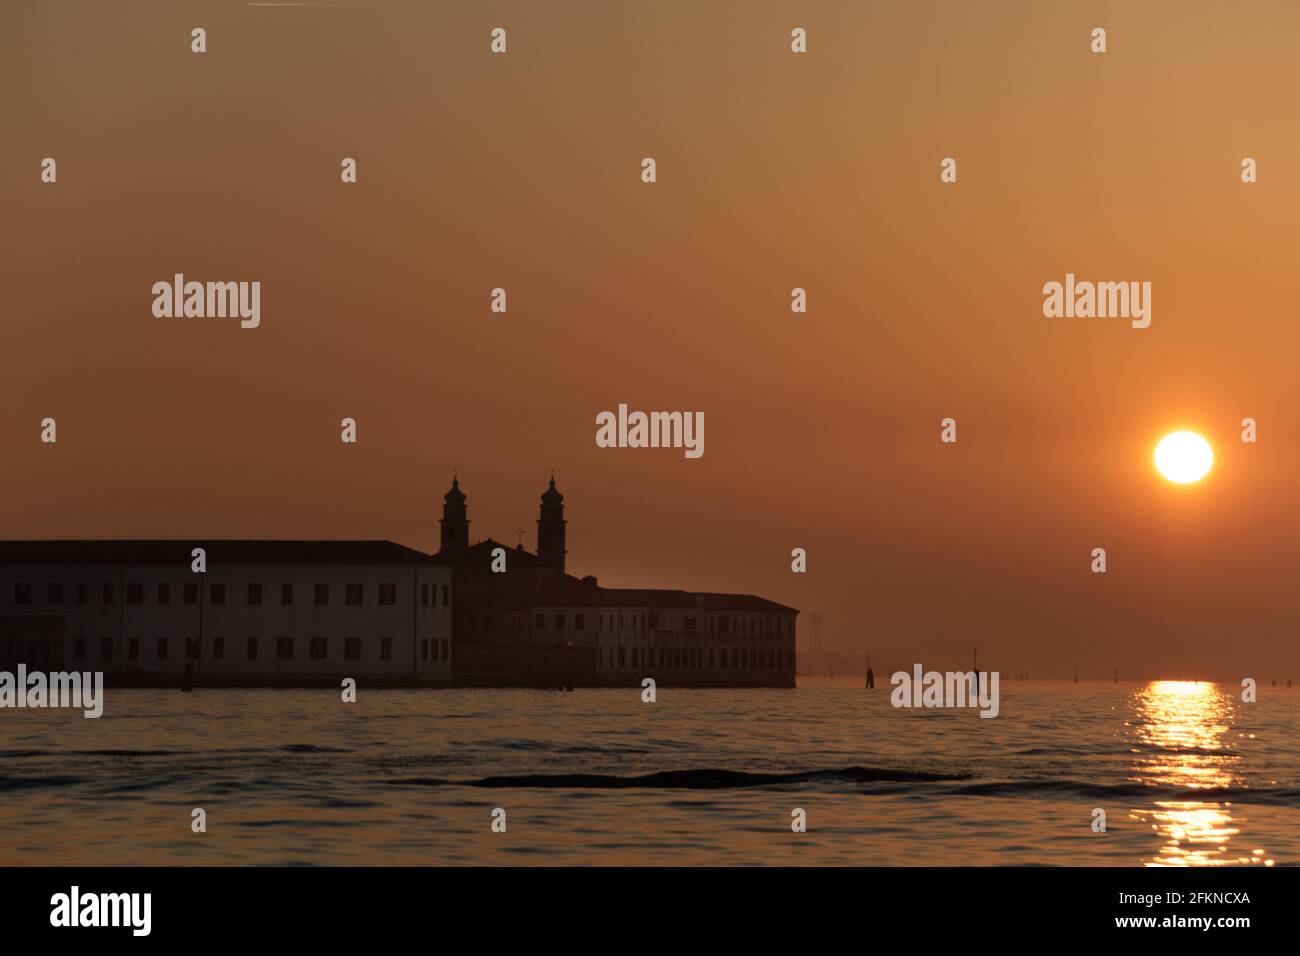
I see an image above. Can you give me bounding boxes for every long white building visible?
[0,541,452,686]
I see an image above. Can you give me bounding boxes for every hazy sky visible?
[5,1,1300,679]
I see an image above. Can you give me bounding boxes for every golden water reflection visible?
[1130,680,1272,866]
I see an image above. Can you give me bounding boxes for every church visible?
[434,476,798,688]
[0,478,796,688]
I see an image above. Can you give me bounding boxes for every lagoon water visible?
[2,678,1297,865]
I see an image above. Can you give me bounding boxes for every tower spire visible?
[536,475,567,571]
[439,473,469,552]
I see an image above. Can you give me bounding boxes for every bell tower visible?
[439,474,470,552]
[536,475,566,571]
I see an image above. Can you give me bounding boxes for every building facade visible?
[0,541,452,686]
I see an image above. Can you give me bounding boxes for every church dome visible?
[444,477,466,504]
[541,477,563,504]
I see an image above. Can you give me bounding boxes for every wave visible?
[388,766,967,790]
[0,748,188,758]
[1012,744,1238,758]
[0,775,87,791]
[0,744,352,758]
[946,778,1300,806]
[382,766,1300,806]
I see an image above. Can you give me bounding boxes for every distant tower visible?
[536,475,566,571]
[809,611,823,657]
[439,475,470,552]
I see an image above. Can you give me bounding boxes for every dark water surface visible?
[2,678,1296,865]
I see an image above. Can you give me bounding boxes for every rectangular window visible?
[213,636,225,660]
[618,647,626,667]
[344,637,361,660]
[183,583,198,605]
[74,637,86,659]
[157,582,170,605]
[128,637,139,661]
[277,637,293,660]
[314,584,329,606]
[281,583,293,605]
[156,637,168,660]
[421,584,429,606]
[420,638,429,661]
[100,637,113,659]
[210,583,226,605]
[684,615,696,631]
[310,637,327,660]
[575,614,584,630]
[378,583,396,605]
[346,583,363,606]
[719,616,729,634]
[380,637,392,661]
[102,582,115,605]
[14,583,32,605]
[186,638,201,660]
[441,584,448,607]
[555,614,565,630]
[247,637,259,660]
[535,614,544,630]
[247,583,262,606]
[77,582,88,605]
[47,582,64,605]
[126,582,143,605]
[440,639,448,661]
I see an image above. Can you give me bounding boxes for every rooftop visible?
[0,540,432,566]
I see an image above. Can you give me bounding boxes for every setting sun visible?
[1154,431,1214,484]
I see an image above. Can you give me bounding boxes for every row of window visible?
[419,638,449,662]
[70,635,450,663]
[529,612,789,635]
[10,581,449,608]
[535,612,587,630]
[602,645,792,671]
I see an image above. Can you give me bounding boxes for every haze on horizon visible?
[4,1,1300,681]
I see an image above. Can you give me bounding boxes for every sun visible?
[1154,431,1213,484]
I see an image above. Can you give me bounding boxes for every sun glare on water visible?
[1154,431,1213,484]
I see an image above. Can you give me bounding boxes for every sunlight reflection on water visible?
[1130,680,1273,867]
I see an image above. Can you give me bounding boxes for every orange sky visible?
[4,1,1300,679]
